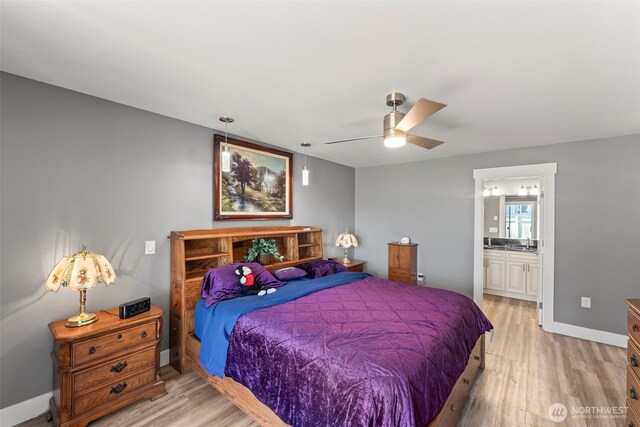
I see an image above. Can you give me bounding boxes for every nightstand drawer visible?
[73,347,156,394]
[73,366,156,416]
[74,322,156,366]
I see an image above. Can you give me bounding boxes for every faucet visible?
[488,237,492,248]
[526,238,530,249]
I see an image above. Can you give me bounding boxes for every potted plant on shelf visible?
[243,238,285,265]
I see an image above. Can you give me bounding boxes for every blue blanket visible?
[195,271,371,377]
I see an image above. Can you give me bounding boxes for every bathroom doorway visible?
[473,163,557,332]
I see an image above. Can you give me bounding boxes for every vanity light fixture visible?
[483,185,501,197]
[301,143,310,186]
[219,116,234,173]
[519,185,540,196]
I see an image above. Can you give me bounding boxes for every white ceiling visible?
[2,1,639,168]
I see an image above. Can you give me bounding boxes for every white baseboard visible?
[0,350,172,427]
[551,321,628,348]
[0,391,52,427]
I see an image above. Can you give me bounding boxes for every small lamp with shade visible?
[45,246,116,327]
[335,230,358,264]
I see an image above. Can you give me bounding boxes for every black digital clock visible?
[119,297,151,319]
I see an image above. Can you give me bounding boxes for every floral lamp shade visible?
[335,231,358,264]
[45,247,116,327]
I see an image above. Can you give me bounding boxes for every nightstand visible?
[337,259,366,272]
[49,305,166,427]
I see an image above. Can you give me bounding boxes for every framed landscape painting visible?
[214,135,293,220]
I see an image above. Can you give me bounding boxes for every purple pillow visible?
[273,267,308,281]
[295,260,348,279]
[201,263,284,307]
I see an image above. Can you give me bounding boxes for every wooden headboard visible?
[169,226,323,374]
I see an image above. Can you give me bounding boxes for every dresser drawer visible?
[630,308,640,346]
[388,267,410,278]
[73,366,156,416]
[73,322,157,366]
[73,347,156,394]
[389,274,413,284]
[628,404,639,427]
[630,339,640,381]
[628,367,640,418]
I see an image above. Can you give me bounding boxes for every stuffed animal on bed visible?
[235,265,276,296]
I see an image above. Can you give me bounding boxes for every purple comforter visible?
[225,277,493,426]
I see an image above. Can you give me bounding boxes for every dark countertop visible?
[484,245,538,254]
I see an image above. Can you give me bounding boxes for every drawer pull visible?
[117,334,122,340]
[631,386,638,400]
[451,404,458,412]
[141,331,148,339]
[463,378,470,384]
[473,355,481,361]
[110,383,127,394]
[630,421,635,427]
[632,354,639,367]
[634,323,639,332]
[110,362,128,373]
[88,346,96,355]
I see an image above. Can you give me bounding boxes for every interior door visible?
[536,189,544,326]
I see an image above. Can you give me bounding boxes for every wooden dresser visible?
[627,299,640,427]
[388,242,418,284]
[49,305,166,427]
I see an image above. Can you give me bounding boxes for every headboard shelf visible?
[170,226,324,374]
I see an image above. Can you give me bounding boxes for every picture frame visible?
[214,134,293,220]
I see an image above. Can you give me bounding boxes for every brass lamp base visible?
[65,312,97,328]
[64,288,98,328]
[342,248,350,264]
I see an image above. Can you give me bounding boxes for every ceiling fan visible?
[323,92,446,150]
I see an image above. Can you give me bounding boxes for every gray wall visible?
[355,134,639,336]
[483,196,500,237]
[0,73,355,408]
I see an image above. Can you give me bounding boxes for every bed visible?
[170,227,492,427]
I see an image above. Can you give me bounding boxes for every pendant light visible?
[301,143,310,186]
[219,116,234,172]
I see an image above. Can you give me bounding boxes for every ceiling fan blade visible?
[323,135,382,145]
[406,134,445,150]
[395,98,446,132]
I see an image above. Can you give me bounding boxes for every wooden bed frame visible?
[170,226,485,426]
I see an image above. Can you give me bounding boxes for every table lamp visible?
[45,246,116,327]
[335,230,358,264]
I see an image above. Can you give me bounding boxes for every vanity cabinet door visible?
[485,259,506,291]
[506,261,527,293]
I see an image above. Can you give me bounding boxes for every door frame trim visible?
[473,163,557,332]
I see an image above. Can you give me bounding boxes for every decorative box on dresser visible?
[48,305,166,427]
[336,259,366,272]
[627,299,640,427]
[388,242,418,284]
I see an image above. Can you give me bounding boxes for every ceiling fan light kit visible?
[323,92,447,151]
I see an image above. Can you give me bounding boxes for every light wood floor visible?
[20,295,626,427]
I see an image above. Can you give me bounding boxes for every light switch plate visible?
[493,216,498,221]
[145,240,156,255]
[581,296,591,308]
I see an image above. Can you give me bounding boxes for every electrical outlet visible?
[417,273,425,285]
[581,296,591,308]
[145,240,156,255]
